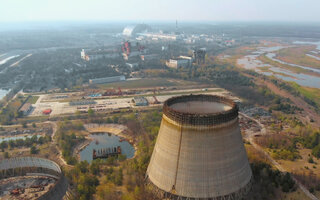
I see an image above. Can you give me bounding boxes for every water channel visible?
[237,46,320,88]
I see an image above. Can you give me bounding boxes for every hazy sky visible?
[1,0,320,22]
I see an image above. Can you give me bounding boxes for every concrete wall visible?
[147,114,252,199]
[0,157,68,200]
[89,75,125,84]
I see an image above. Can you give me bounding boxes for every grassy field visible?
[278,148,320,178]
[258,54,312,74]
[216,40,287,67]
[245,144,311,199]
[289,82,320,108]
[26,95,39,104]
[277,148,320,198]
[96,78,200,89]
[216,45,259,66]
[276,45,320,69]
[274,187,310,200]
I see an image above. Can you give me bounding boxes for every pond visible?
[80,133,135,163]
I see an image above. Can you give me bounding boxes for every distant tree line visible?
[0,135,51,151]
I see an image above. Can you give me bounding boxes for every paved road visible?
[240,113,319,200]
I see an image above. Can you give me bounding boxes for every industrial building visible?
[126,63,139,68]
[81,49,119,61]
[89,75,125,85]
[140,32,179,41]
[81,49,90,61]
[19,103,33,116]
[146,94,252,200]
[122,24,152,37]
[122,23,181,41]
[166,58,191,69]
[69,100,96,106]
[193,48,206,64]
[121,41,147,60]
[133,97,148,106]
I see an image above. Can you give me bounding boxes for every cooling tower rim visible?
[163,94,238,126]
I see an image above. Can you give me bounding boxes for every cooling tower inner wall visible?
[146,95,252,199]
[171,101,231,114]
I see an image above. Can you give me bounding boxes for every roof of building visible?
[123,24,152,37]
[133,96,148,104]
[90,75,125,81]
[19,103,32,112]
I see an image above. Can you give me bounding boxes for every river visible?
[0,55,20,65]
[293,41,320,51]
[237,46,320,88]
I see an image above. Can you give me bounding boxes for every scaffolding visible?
[0,157,67,200]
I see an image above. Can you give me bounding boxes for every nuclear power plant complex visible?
[146,94,252,200]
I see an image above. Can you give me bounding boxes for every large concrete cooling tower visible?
[146,94,252,200]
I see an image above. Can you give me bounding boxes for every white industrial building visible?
[139,33,178,41]
[81,49,119,61]
[166,57,191,69]
[122,24,152,37]
[133,96,149,106]
[126,63,139,68]
[81,49,90,61]
[89,75,125,85]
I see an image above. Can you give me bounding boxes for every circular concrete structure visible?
[146,94,252,200]
[0,157,67,200]
[123,24,152,37]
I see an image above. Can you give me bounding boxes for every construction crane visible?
[153,96,160,104]
[153,88,158,95]
[151,88,160,104]
[103,88,116,96]
[118,87,122,96]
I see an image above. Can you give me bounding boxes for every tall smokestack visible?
[146,94,252,199]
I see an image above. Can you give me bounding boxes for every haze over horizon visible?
[1,0,320,23]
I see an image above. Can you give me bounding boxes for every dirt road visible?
[46,121,70,167]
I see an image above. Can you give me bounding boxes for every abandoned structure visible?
[193,48,206,64]
[0,157,68,200]
[146,94,252,200]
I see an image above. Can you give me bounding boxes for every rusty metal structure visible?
[93,146,122,159]
[0,157,68,200]
[146,94,252,200]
